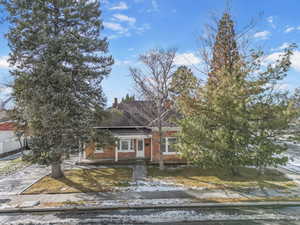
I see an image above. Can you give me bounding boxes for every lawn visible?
[0,157,30,177]
[23,168,132,194]
[148,167,297,190]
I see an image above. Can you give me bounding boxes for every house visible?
[0,121,23,157]
[83,98,184,164]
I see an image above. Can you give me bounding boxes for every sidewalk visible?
[1,181,300,210]
[0,155,300,211]
[1,189,300,213]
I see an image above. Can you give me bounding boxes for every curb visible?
[1,201,300,214]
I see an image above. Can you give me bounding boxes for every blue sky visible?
[0,0,300,105]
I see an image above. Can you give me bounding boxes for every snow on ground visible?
[278,138,300,173]
[6,208,299,225]
[99,198,193,207]
[120,179,187,192]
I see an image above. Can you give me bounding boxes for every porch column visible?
[78,140,82,162]
[83,143,86,159]
[150,138,153,161]
[115,144,118,162]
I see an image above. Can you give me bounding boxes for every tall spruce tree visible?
[2,0,113,178]
[174,11,296,175]
[208,12,240,85]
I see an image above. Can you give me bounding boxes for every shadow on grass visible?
[23,168,132,194]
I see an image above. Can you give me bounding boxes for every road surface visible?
[1,206,300,224]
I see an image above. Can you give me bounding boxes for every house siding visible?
[86,143,115,160]
[151,131,183,162]
[84,130,185,164]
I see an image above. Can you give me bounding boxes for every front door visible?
[136,139,144,158]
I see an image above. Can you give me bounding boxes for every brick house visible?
[83,99,184,164]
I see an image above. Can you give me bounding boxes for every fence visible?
[0,136,22,155]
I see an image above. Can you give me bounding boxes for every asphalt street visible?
[1,206,300,225]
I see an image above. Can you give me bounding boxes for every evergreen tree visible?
[174,12,296,175]
[170,66,198,97]
[208,12,240,86]
[121,94,135,103]
[3,0,114,178]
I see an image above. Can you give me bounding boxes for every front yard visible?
[23,168,132,194]
[0,157,30,177]
[148,166,297,190]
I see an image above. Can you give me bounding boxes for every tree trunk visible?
[51,162,64,178]
[258,166,265,176]
[158,117,165,170]
[230,166,240,176]
[159,154,165,170]
[17,137,24,156]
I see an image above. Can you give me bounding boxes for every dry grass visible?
[23,168,132,194]
[0,158,30,176]
[193,196,300,203]
[148,167,297,190]
[40,200,96,208]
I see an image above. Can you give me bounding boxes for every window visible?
[95,142,104,153]
[118,139,135,152]
[167,138,177,153]
[161,137,177,154]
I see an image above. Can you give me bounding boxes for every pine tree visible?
[121,94,135,103]
[3,0,114,178]
[208,12,240,86]
[174,12,296,175]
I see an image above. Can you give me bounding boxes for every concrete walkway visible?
[0,155,86,195]
[0,164,49,195]
[1,186,300,210]
[132,160,147,181]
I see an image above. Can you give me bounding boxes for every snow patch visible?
[118,179,189,192]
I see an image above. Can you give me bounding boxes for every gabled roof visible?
[100,100,178,128]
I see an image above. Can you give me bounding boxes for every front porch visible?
[84,127,153,162]
[114,134,152,162]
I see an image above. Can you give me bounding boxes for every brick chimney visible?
[113,98,118,108]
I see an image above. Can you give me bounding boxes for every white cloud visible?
[267,16,276,28]
[135,23,151,34]
[291,50,300,71]
[264,52,282,64]
[271,42,291,51]
[174,53,201,66]
[285,26,295,33]
[278,42,290,50]
[109,1,128,10]
[0,56,10,69]
[265,50,300,72]
[274,83,289,90]
[113,14,136,24]
[103,22,127,33]
[0,86,12,95]
[115,59,132,66]
[253,31,270,40]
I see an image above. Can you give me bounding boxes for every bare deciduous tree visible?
[129,48,177,170]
